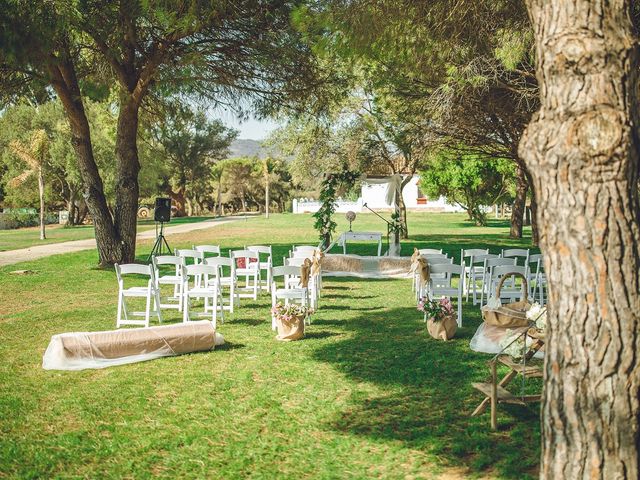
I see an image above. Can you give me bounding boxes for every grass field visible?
[0,216,214,252]
[0,213,542,479]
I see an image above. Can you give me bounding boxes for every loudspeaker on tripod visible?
[154,197,171,223]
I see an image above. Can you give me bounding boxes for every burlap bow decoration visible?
[310,249,324,277]
[410,247,430,288]
[300,258,312,288]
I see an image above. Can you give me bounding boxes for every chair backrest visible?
[115,263,154,286]
[426,257,454,266]
[461,248,489,264]
[247,245,272,255]
[502,248,530,265]
[528,253,542,263]
[205,257,233,268]
[473,253,499,265]
[429,263,463,276]
[290,250,316,259]
[194,245,221,257]
[152,255,183,267]
[485,257,517,269]
[418,248,443,255]
[272,265,302,278]
[491,264,528,279]
[420,253,449,261]
[285,257,307,267]
[175,249,204,264]
[183,264,219,279]
[230,249,259,260]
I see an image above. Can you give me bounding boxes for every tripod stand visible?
[147,221,171,261]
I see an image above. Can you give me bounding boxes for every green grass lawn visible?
[0,216,215,252]
[0,213,541,479]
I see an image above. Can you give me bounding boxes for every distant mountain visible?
[228,139,266,159]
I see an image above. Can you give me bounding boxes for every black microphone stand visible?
[362,202,394,256]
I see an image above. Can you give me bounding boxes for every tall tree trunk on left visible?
[521,1,640,477]
[114,93,141,263]
[510,165,528,238]
[37,166,46,240]
[397,176,411,239]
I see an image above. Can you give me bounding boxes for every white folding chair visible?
[284,257,320,309]
[460,248,489,300]
[205,257,237,312]
[230,249,260,302]
[413,253,449,297]
[152,255,185,311]
[115,263,162,328]
[419,256,454,300]
[427,263,464,326]
[528,254,546,305]
[271,265,310,330]
[480,257,517,306]
[181,264,223,328]
[247,245,273,292]
[194,245,221,259]
[176,248,205,289]
[487,265,530,304]
[466,253,499,305]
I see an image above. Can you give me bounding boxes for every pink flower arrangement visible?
[417,296,454,322]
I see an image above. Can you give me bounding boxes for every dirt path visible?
[0,217,245,267]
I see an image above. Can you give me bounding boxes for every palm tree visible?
[9,130,49,240]
[262,157,277,219]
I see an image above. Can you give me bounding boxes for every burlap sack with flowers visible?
[276,315,305,341]
[427,315,457,341]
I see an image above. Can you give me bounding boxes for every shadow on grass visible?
[313,304,540,479]
[215,341,246,351]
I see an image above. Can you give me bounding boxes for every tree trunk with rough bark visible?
[113,93,141,263]
[48,59,122,265]
[397,176,410,239]
[520,1,640,478]
[510,166,528,238]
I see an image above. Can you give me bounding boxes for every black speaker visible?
[154,197,171,223]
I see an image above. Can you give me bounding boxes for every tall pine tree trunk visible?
[48,58,122,265]
[37,166,46,240]
[510,165,527,238]
[520,1,640,478]
[114,93,141,263]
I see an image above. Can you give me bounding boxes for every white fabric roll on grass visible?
[42,320,224,371]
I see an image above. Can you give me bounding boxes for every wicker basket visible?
[481,272,531,328]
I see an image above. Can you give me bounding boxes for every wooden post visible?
[490,360,497,430]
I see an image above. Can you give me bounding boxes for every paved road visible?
[0,216,245,267]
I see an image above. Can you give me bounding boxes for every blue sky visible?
[212,110,280,140]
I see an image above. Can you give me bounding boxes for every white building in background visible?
[292,175,464,214]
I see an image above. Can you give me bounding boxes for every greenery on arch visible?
[313,170,361,250]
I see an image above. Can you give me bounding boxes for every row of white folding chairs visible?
[115,261,225,329]
[413,248,546,305]
[460,249,546,306]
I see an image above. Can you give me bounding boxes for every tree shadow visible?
[312,304,541,479]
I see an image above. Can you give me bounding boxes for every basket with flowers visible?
[271,302,313,341]
[418,296,457,341]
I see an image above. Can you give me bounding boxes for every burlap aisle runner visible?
[321,254,413,278]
